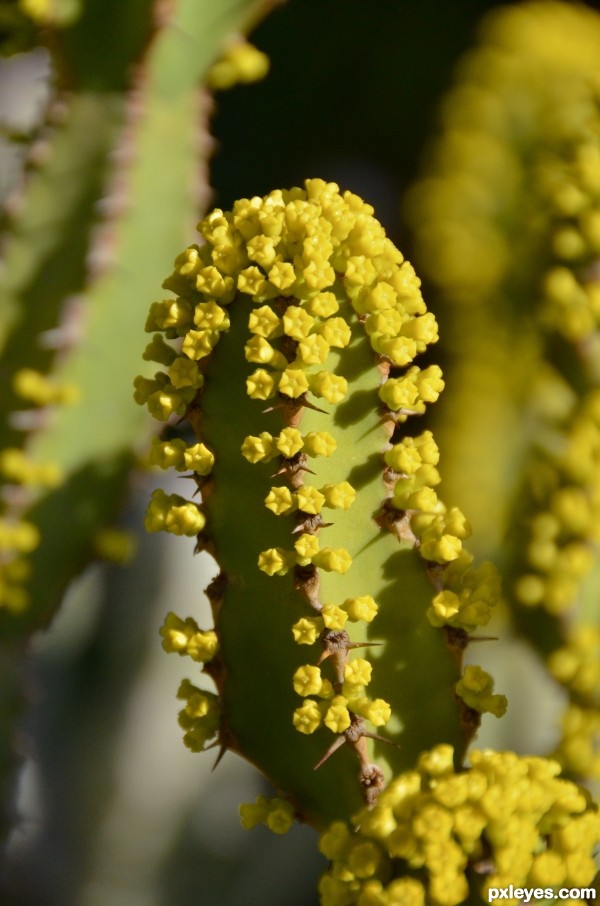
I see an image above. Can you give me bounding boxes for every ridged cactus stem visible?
[138,178,505,829]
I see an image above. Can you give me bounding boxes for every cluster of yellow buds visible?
[205,40,270,91]
[239,795,296,835]
[548,626,600,778]
[0,368,77,612]
[160,611,219,663]
[176,678,220,753]
[514,390,600,616]
[318,744,600,906]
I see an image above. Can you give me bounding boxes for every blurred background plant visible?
[0,1,598,904]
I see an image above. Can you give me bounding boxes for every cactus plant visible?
[137,175,600,904]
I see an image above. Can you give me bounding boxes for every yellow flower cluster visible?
[206,41,270,91]
[384,429,500,624]
[239,795,295,835]
[0,448,62,488]
[158,612,220,753]
[293,659,391,736]
[548,626,600,778]
[241,429,337,462]
[511,65,600,617]
[454,665,507,719]
[553,703,600,781]
[291,596,378,646]
[514,389,600,617]
[160,611,219,663]
[258,537,353,578]
[428,553,501,632]
[0,519,37,612]
[144,488,205,537]
[318,744,600,906]
[511,388,600,776]
[176,678,220,753]
[13,367,80,407]
[0,449,58,611]
[148,437,214,475]
[0,367,78,612]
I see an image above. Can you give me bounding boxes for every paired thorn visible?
[271,453,315,482]
[262,395,327,417]
[317,629,382,684]
[313,713,397,807]
[263,393,327,429]
[292,515,333,535]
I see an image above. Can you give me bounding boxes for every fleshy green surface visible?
[201,296,463,824]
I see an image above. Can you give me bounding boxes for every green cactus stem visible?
[137,178,506,828]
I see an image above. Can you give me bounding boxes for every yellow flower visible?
[275,427,304,458]
[455,665,507,717]
[313,547,353,574]
[344,658,372,686]
[258,548,293,576]
[278,366,311,398]
[294,533,320,564]
[321,603,348,630]
[303,431,337,457]
[293,700,322,734]
[248,305,282,338]
[309,371,348,403]
[295,486,326,514]
[241,432,275,463]
[183,443,214,475]
[293,665,324,696]
[342,595,378,622]
[282,306,314,339]
[291,616,322,645]
[296,333,330,365]
[264,486,294,515]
